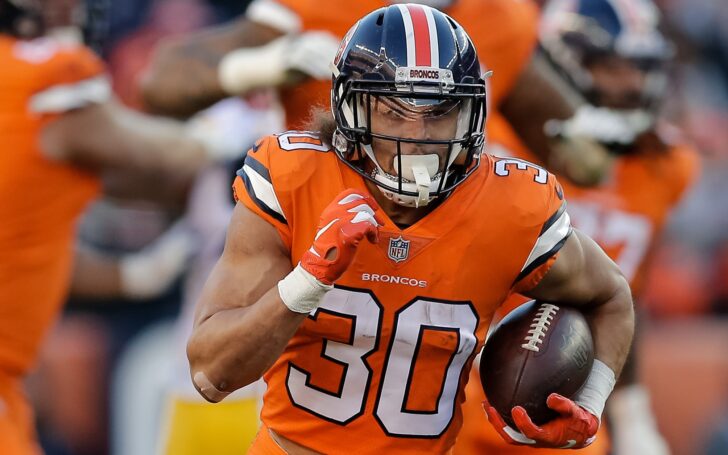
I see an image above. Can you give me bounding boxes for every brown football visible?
[480,300,594,428]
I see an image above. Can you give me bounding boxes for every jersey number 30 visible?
[286,287,479,437]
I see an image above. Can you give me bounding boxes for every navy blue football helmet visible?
[540,0,673,112]
[330,4,486,207]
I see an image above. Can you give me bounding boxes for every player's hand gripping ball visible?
[480,301,598,449]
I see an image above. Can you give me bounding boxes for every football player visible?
[141,0,638,186]
[455,0,699,454]
[0,1,236,452]
[188,6,634,454]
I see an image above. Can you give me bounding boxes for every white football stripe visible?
[396,4,416,67]
[521,210,571,272]
[242,165,287,220]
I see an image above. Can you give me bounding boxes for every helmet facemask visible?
[332,75,486,208]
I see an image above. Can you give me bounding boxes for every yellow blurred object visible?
[158,395,260,455]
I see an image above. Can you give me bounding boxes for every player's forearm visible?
[90,105,211,177]
[47,102,209,176]
[584,274,634,378]
[107,104,208,176]
[187,286,307,402]
[141,20,283,117]
[141,41,228,118]
[501,54,579,164]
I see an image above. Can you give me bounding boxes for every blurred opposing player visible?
[0,1,232,452]
[187,6,635,454]
[69,98,284,455]
[142,0,633,186]
[456,1,700,454]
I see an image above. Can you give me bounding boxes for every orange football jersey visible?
[247,0,539,129]
[453,116,699,455]
[232,130,571,453]
[0,35,106,377]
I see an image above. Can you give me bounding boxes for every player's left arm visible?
[485,229,634,449]
[525,229,634,380]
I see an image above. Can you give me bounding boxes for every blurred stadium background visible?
[7,0,728,454]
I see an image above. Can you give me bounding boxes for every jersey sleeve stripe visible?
[29,75,111,114]
[540,200,567,235]
[246,0,302,34]
[514,233,571,284]
[237,157,287,224]
[518,204,572,278]
[244,152,272,182]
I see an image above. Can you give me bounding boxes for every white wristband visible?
[277,264,332,314]
[573,359,616,422]
[218,37,289,95]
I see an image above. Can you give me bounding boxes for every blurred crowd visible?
[13,0,728,454]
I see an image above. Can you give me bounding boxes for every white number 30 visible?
[286,287,479,437]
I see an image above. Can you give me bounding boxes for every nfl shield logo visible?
[388,236,410,263]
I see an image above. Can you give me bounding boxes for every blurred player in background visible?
[187,5,635,454]
[156,95,283,455]
[66,96,284,455]
[141,0,646,187]
[455,1,700,454]
[0,1,237,452]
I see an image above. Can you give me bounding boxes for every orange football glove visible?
[300,189,383,285]
[483,393,599,449]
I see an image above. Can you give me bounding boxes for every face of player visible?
[367,95,464,176]
[586,55,649,110]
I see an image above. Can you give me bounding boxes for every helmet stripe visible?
[406,4,432,66]
[396,4,417,66]
[423,5,440,67]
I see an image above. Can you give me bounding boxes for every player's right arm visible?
[187,189,382,402]
[141,18,283,117]
[141,0,340,118]
[187,203,301,402]
[41,101,209,178]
